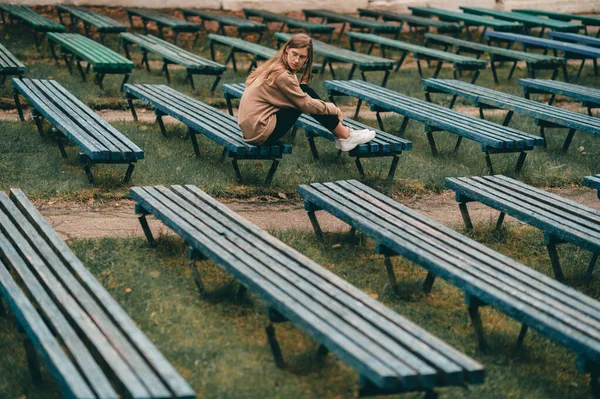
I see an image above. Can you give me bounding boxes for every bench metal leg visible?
[209,75,221,94]
[32,110,45,137]
[13,92,24,121]
[459,202,473,230]
[155,112,167,137]
[490,61,499,84]
[425,131,438,157]
[124,163,135,183]
[453,136,463,155]
[266,323,285,369]
[355,157,365,180]
[120,74,130,93]
[383,255,399,295]
[484,150,495,175]
[376,112,384,131]
[586,254,598,280]
[576,59,586,79]
[231,159,242,183]
[0,299,5,317]
[466,297,489,350]
[188,128,201,157]
[162,62,170,83]
[516,324,528,347]
[94,73,106,93]
[539,126,547,148]
[83,164,95,184]
[495,212,506,231]
[387,155,400,181]
[127,98,138,122]
[545,235,566,281]
[236,285,247,302]
[502,110,514,126]
[265,159,280,185]
[449,94,458,109]
[397,116,409,138]
[353,99,363,120]
[307,136,319,160]
[562,128,576,152]
[63,54,74,75]
[76,59,86,82]
[307,210,324,241]
[507,61,518,80]
[142,51,150,71]
[24,336,42,383]
[188,251,207,297]
[138,214,156,247]
[317,343,329,358]
[56,137,69,159]
[515,151,527,173]
[394,52,408,72]
[422,272,436,294]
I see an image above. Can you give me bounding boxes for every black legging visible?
[263,84,340,145]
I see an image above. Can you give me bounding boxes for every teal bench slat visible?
[0,188,196,398]
[519,78,600,115]
[222,82,412,180]
[180,8,266,41]
[131,184,484,396]
[347,32,487,82]
[445,175,600,281]
[0,4,65,48]
[13,78,143,183]
[325,79,543,174]
[243,8,335,38]
[461,7,583,34]
[515,10,600,37]
[298,178,600,396]
[358,9,462,34]
[422,78,600,152]
[424,33,565,83]
[275,32,396,86]
[0,43,25,83]
[124,83,291,185]
[549,31,600,49]
[120,33,225,93]
[303,9,403,38]
[126,8,200,46]
[56,5,126,42]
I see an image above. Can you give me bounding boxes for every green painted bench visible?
[303,9,403,39]
[12,78,143,183]
[347,32,487,83]
[275,32,396,86]
[326,79,544,174]
[422,78,600,152]
[125,8,200,46]
[243,8,335,41]
[121,33,225,93]
[47,33,133,92]
[124,83,290,185]
[0,4,65,48]
[180,9,267,42]
[298,178,600,396]
[0,43,25,85]
[131,183,485,397]
[222,82,412,180]
[357,9,462,35]
[56,5,126,43]
[519,78,600,116]
[207,34,322,74]
[585,175,600,199]
[424,33,565,83]
[0,188,196,398]
[515,10,600,37]
[461,7,583,36]
[445,175,600,281]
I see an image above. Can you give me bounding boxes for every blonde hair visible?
[246,33,314,85]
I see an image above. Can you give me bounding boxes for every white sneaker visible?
[336,128,376,152]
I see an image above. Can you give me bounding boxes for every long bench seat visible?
[131,183,485,397]
[358,9,462,34]
[56,5,126,42]
[180,8,267,41]
[519,78,600,115]
[0,43,25,84]
[243,8,335,40]
[515,9,600,37]
[126,8,200,46]
[303,9,402,39]
[0,4,65,48]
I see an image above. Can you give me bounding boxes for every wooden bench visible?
[460,7,583,36]
[585,174,600,199]
[47,33,133,92]
[549,31,600,49]
[12,78,143,183]
[275,32,396,86]
[298,178,600,396]
[445,175,600,281]
[124,83,290,185]
[243,8,335,41]
[207,34,322,74]
[0,4,65,48]
[0,188,196,398]
[131,183,485,397]
[484,31,600,81]
[422,78,600,152]
[325,79,544,174]
[56,5,126,43]
[519,78,600,116]
[0,43,25,85]
[121,33,225,93]
[357,9,462,35]
[347,32,487,83]
[222,82,412,180]
[126,8,200,46]
[515,9,600,37]
[424,33,565,83]
[302,9,402,39]
[180,9,267,42]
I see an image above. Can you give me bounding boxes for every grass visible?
[0,221,597,398]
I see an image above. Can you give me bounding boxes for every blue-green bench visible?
[299,178,600,396]
[515,9,600,37]
[326,79,544,174]
[0,188,196,398]
[585,175,600,199]
[275,32,396,86]
[445,175,600,281]
[422,78,600,152]
[126,8,200,46]
[180,9,266,42]
[485,31,600,81]
[121,33,225,93]
[222,82,412,180]
[56,5,126,43]
[12,78,143,183]
[124,83,290,185]
[0,4,65,48]
[243,8,335,41]
[519,78,600,116]
[131,183,485,397]
[347,32,487,83]
[303,9,402,39]
[424,33,565,82]
[0,43,25,84]
[47,32,133,92]
[358,8,462,35]
[549,31,600,48]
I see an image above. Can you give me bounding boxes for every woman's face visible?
[286,47,309,73]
